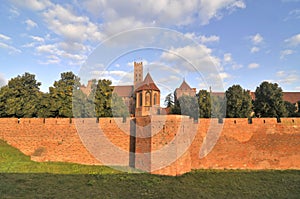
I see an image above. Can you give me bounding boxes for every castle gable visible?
[135,73,160,92]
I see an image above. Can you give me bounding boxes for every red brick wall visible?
[0,118,131,166]
[0,117,300,176]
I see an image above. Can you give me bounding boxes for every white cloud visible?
[250,46,260,53]
[39,55,61,65]
[280,49,294,59]
[9,6,20,18]
[0,42,21,54]
[223,53,232,63]
[0,34,11,41]
[43,4,103,42]
[30,35,44,42]
[250,33,263,45]
[285,33,300,47]
[197,0,246,25]
[10,0,52,11]
[276,70,299,84]
[284,9,300,21]
[184,33,220,43]
[25,19,38,30]
[36,43,86,65]
[248,63,259,69]
[161,45,221,72]
[83,0,245,27]
[219,72,231,80]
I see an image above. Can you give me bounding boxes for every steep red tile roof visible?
[282,92,300,104]
[135,73,160,92]
[113,85,134,97]
[178,80,192,90]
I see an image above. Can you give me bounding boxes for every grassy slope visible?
[0,139,300,198]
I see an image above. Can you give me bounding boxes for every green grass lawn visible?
[1,139,300,198]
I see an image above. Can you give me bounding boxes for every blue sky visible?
[0,0,300,101]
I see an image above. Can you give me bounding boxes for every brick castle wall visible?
[0,117,299,176]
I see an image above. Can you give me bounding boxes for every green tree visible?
[0,73,41,118]
[197,90,211,118]
[211,94,226,118]
[174,95,199,119]
[284,101,297,117]
[254,81,287,117]
[225,85,252,118]
[49,72,81,118]
[111,93,130,118]
[94,79,113,117]
[164,93,174,108]
[36,92,54,118]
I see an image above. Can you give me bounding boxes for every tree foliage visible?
[49,72,81,118]
[284,101,297,117]
[172,95,199,119]
[94,79,113,117]
[225,85,252,118]
[197,90,211,118]
[111,93,130,118]
[164,93,174,108]
[254,81,287,117]
[0,72,41,117]
[211,95,226,118]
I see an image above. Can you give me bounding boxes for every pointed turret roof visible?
[178,79,192,90]
[135,72,160,92]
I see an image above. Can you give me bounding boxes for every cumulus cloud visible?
[184,33,220,44]
[250,46,260,53]
[161,45,221,73]
[248,63,259,69]
[25,19,38,30]
[285,33,300,47]
[36,43,86,65]
[280,49,294,59]
[10,0,52,11]
[284,9,300,21]
[250,33,263,45]
[248,33,263,53]
[83,0,246,27]
[276,70,299,84]
[223,53,232,63]
[42,4,103,42]
[11,0,246,67]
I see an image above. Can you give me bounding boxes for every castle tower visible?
[134,62,143,89]
[135,73,160,116]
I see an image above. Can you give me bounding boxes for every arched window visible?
[139,92,143,106]
[145,92,151,106]
[154,93,157,105]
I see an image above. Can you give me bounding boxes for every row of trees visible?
[165,83,299,118]
[0,72,299,118]
[0,72,129,118]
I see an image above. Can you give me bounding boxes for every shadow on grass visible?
[0,170,300,198]
[1,140,300,198]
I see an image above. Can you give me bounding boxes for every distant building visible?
[174,80,196,101]
[80,62,300,116]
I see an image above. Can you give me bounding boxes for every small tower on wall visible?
[135,73,160,116]
[134,62,143,89]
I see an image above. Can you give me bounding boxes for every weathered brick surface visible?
[0,117,299,176]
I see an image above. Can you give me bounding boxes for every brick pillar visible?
[134,116,152,172]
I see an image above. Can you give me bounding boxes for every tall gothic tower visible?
[134,61,143,89]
